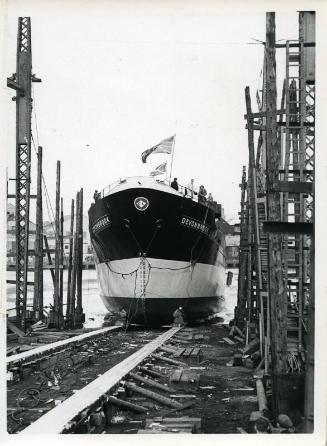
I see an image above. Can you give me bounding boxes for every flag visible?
[150,161,167,176]
[141,135,174,163]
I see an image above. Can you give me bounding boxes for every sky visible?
[1,1,316,224]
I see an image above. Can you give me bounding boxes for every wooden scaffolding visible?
[236,11,315,430]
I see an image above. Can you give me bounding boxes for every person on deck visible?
[207,192,213,202]
[171,178,179,191]
[185,179,197,199]
[198,185,207,203]
[93,190,101,202]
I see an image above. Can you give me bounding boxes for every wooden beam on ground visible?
[222,337,235,345]
[124,382,183,409]
[138,366,164,378]
[129,372,175,393]
[151,353,186,366]
[256,379,268,412]
[7,320,25,337]
[107,396,147,413]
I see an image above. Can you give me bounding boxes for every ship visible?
[88,176,225,326]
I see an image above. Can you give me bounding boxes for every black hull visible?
[89,185,223,265]
[102,295,224,326]
[88,179,225,326]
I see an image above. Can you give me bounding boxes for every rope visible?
[287,351,302,373]
[31,86,70,268]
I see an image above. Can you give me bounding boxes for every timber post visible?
[66,198,75,321]
[33,146,43,321]
[75,188,85,327]
[265,12,288,413]
[59,197,64,327]
[51,160,61,328]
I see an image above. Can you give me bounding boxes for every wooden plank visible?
[21,327,181,433]
[7,333,19,341]
[182,347,193,357]
[263,221,313,235]
[175,334,192,341]
[190,348,200,356]
[275,42,315,48]
[137,429,192,434]
[234,336,245,343]
[7,320,25,337]
[149,423,195,432]
[222,337,235,345]
[7,279,34,286]
[170,338,190,345]
[276,180,313,194]
[244,108,285,119]
[7,326,120,367]
[7,346,20,355]
[173,347,185,357]
[146,417,201,430]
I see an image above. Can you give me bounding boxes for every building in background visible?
[225,223,240,268]
[7,203,94,268]
[7,203,36,268]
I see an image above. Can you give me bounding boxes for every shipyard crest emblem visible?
[134,197,149,211]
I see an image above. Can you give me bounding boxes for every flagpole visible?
[169,134,176,184]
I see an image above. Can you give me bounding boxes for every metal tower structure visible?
[7,17,41,330]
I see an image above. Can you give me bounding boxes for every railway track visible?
[8,324,259,434]
[8,326,211,434]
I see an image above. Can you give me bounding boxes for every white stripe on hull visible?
[96,257,225,312]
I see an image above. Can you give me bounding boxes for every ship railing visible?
[98,177,220,216]
[155,179,220,215]
[100,179,128,197]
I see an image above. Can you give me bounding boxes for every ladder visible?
[281,40,310,359]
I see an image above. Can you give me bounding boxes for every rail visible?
[7,326,120,368]
[99,176,194,199]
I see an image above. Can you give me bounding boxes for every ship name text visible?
[92,215,111,234]
[180,216,210,235]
